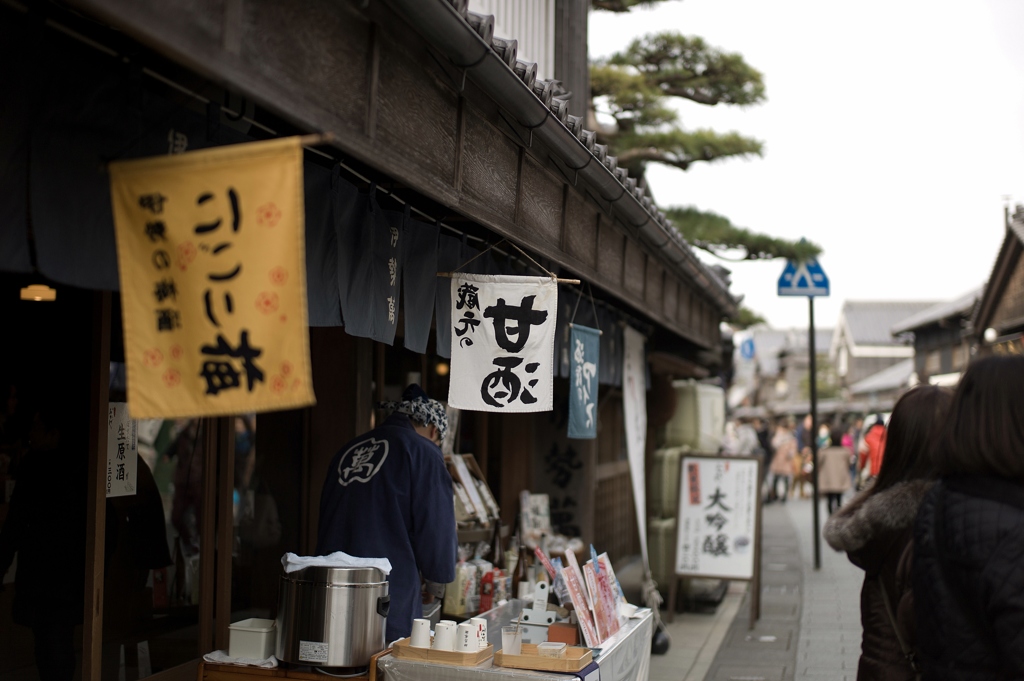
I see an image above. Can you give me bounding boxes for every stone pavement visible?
[784,496,862,680]
[648,581,747,681]
[695,495,864,681]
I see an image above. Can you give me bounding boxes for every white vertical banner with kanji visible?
[106,402,138,498]
[622,326,649,570]
[447,274,557,413]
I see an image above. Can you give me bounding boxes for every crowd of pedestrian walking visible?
[746,411,875,507]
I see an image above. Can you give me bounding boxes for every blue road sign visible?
[740,338,755,360]
[778,258,830,297]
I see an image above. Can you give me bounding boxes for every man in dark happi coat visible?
[317,384,456,643]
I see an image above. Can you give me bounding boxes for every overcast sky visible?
[589,1,1024,330]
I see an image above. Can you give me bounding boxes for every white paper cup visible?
[433,621,456,651]
[501,625,523,656]
[470,617,487,649]
[410,618,431,648]
[456,623,477,652]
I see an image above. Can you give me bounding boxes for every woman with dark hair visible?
[824,386,952,680]
[913,356,1024,678]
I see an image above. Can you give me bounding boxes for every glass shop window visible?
[101,413,204,680]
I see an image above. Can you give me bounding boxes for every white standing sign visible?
[622,326,649,570]
[448,274,557,413]
[106,402,138,498]
[676,455,759,579]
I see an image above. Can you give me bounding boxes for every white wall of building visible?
[469,0,556,80]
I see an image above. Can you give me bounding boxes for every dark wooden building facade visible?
[0,2,736,680]
[975,208,1024,354]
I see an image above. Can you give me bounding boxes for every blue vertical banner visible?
[568,324,601,439]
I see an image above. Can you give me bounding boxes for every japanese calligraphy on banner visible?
[109,137,315,418]
[676,455,760,580]
[568,324,600,439]
[106,402,138,498]
[447,274,557,412]
[622,326,650,570]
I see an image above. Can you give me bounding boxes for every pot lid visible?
[284,566,387,586]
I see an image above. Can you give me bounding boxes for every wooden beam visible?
[453,96,465,192]
[198,418,219,654]
[559,183,569,253]
[300,406,313,553]
[356,338,374,435]
[82,291,111,681]
[221,0,243,54]
[365,21,380,139]
[513,146,525,227]
[375,342,385,404]
[474,412,488,478]
[214,418,235,649]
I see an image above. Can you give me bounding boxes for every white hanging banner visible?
[448,274,557,413]
[106,402,138,498]
[622,326,649,570]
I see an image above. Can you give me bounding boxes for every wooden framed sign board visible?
[670,454,763,629]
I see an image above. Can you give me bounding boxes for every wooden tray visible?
[198,646,390,681]
[493,643,593,673]
[390,637,494,667]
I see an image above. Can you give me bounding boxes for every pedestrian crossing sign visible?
[778,259,830,297]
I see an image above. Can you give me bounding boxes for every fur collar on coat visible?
[823,479,933,554]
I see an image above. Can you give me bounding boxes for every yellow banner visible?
[110,137,315,419]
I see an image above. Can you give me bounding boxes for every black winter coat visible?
[913,476,1024,680]
[824,480,930,681]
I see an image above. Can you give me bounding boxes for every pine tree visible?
[591,2,823,324]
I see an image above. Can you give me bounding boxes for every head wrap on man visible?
[378,384,448,442]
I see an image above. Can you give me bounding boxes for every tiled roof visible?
[849,358,915,395]
[840,301,939,346]
[891,287,982,335]
[427,0,736,313]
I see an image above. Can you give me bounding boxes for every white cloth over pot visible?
[281,551,392,576]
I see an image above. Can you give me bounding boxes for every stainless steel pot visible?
[275,566,389,669]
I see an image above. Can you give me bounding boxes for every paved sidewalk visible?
[701,501,803,681]
[696,496,865,681]
[784,497,863,680]
[648,582,747,681]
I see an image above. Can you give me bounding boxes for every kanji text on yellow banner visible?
[110,137,316,418]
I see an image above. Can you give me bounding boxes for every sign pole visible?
[777,249,829,573]
[809,296,821,570]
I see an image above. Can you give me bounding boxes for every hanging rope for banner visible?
[441,237,508,275]
[569,281,603,335]
[437,238,582,285]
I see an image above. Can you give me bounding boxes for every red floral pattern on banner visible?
[163,369,181,387]
[257,202,282,227]
[177,242,197,271]
[255,291,279,314]
[269,266,288,285]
